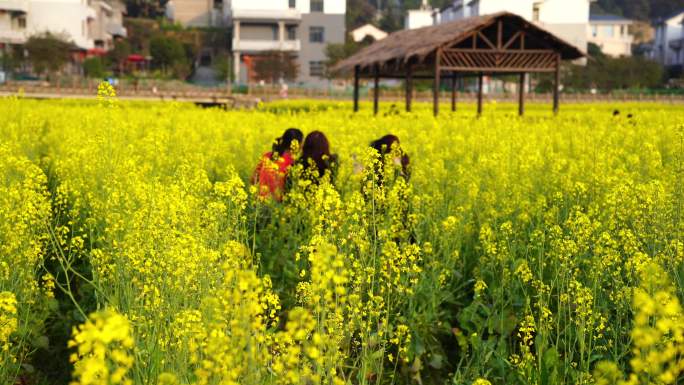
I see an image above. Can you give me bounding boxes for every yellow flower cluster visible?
[595,262,684,385]
[0,292,17,353]
[0,143,53,383]
[1,97,683,385]
[69,309,135,385]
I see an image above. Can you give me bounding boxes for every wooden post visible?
[405,64,413,112]
[451,72,457,112]
[518,73,526,116]
[353,65,360,113]
[373,64,380,115]
[477,72,484,116]
[553,54,560,115]
[434,49,442,117]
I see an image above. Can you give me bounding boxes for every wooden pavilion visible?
[331,12,585,116]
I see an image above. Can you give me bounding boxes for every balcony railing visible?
[107,23,127,37]
[0,29,27,44]
[670,38,684,51]
[230,8,301,22]
[233,39,301,52]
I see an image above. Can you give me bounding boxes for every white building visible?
[588,14,633,57]
[650,10,684,67]
[351,24,387,43]
[0,0,126,51]
[166,0,346,85]
[229,0,345,85]
[405,0,433,30]
[434,0,591,53]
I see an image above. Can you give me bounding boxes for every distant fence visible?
[1,82,684,104]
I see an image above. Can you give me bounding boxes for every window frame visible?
[309,26,325,43]
[310,0,324,12]
[309,61,325,77]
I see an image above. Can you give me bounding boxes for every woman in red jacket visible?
[252,128,303,201]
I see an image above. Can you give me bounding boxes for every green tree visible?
[108,40,132,75]
[150,35,189,78]
[25,32,73,79]
[346,0,377,30]
[124,0,164,17]
[324,38,375,78]
[0,45,23,74]
[563,46,663,91]
[83,57,107,78]
[213,53,233,83]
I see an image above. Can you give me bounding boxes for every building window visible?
[604,25,614,38]
[17,16,26,29]
[309,26,324,43]
[532,3,540,21]
[289,0,296,8]
[272,25,278,40]
[311,0,324,12]
[310,61,325,76]
[287,25,297,40]
[591,25,598,37]
[214,0,222,9]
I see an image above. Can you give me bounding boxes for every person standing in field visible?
[252,128,303,201]
[365,134,415,243]
[299,131,338,184]
[370,134,410,184]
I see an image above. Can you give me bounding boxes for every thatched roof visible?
[333,12,585,74]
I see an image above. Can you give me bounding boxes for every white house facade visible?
[0,0,126,50]
[166,0,346,85]
[588,14,633,57]
[650,10,684,67]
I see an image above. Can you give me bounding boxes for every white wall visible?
[478,0,534,20]
[229,0,344,14]
[28,0,95,49]
[230,0,289,11]
[322,0,344,14]
[653,14,684,66]
[587,21,633,57]
[406,10,433,29]
[471,0,590,24]
[537,0,590,24]
[665,24,683,65]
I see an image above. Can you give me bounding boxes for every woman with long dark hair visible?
[252,128,303,201]
[299,131,338,182]
[370,134,410,183]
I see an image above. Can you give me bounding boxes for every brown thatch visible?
[332,12,585,74]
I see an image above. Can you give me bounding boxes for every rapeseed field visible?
[1,91,683,385]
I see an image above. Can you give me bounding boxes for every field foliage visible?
[0,94,683,385]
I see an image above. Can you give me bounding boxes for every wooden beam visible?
[477,72,484,117]
[477,31,497,50]
[518,73,525,116]
[353,65,360,113]
[406,64,413,112]
[451,72,457,112]
[553,54,560,114]
[503,31,523,50]
[434,49,442,117]
[373,64,380,115]
[497,20,503,49]
[443,48,556,54]
[440,66,557,73]
[521,31,525,49]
